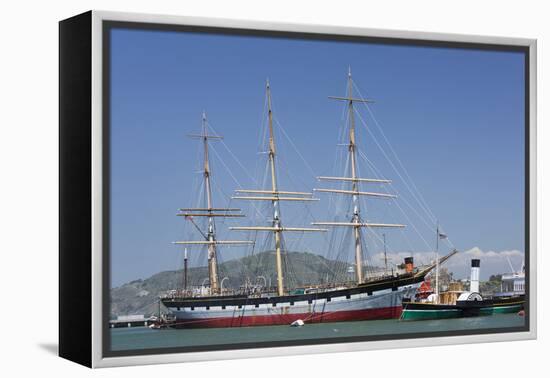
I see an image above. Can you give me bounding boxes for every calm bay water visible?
[110,313,524,351]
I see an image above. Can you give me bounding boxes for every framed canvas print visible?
[59,10,537,368]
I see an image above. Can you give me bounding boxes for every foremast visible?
[312,68,405,285]
[174,113,253,295]
[231,81,326,296]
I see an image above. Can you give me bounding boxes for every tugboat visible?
[401,258,525,320]
[402,258,484,320]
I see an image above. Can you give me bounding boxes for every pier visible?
[109,315,155,328]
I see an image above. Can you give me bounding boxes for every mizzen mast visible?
[174,112,253,295]
[312,68,404,284]
[231,81,326,296]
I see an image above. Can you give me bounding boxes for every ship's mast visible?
[266,82,285,296]
[346,69,365,284]
[231,81,326,297]
[313,68,405,285]
[201,113,221,292]
[174,113,253,295]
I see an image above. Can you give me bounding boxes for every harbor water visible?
[110,313,524,351]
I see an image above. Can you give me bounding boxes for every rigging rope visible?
[352,81,439,222]
[353,108,455,250]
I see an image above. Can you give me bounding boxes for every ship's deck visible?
[162,271,425,307]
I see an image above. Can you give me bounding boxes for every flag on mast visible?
[438,232,448,239]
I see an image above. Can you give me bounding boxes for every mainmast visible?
[174,112,253,295]
[266,82,285,297]
[231,81,326,297]
[313,68,405,285]
[201,112,220,291]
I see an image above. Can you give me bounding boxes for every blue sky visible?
[109,28,525,287]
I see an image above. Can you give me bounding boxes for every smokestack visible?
[404,257,414,273]
[470,259,480,293]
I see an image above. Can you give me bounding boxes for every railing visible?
[160,281,362,299]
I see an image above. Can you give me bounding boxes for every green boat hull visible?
[401,296,524,321]
[480,304,523,315]
[401,308,462,321]
[400,302,464,321]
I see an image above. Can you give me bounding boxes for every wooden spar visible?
[235,189,313,196]
[317,176,391,184]
[178,208,241,212]
[177,213,246,217]
[232,196,319,201]
[313,188,397,198]
[311,222,405,228]
[230,226,327,232]
[328,96,374,103]
[187,133,223,139]
[173,240,255,245]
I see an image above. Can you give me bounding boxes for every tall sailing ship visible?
[161,71,456,328]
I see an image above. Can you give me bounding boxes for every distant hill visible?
[110,251,352,318]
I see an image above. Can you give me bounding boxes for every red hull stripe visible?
[173,306,403,328]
